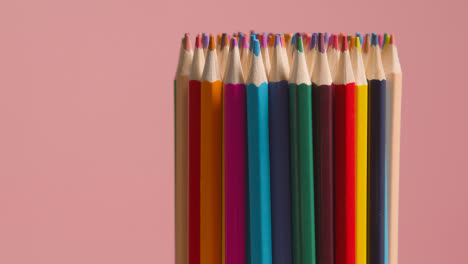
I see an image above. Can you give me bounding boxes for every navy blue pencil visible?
[366,33,387,264]
[268,34,293,264]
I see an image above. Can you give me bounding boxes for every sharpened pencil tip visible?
[349,36,355,51]
[249,35,256,51]
[241,36,248,49]
[341,35,348,52]
[356,32,362,44]
[274,34,281,47]
[268,34,274,47]
[296,36,303,52]
[310,33,317,50]
[209,35,216,51]
[220,33,227,50]
[184,34,192,51]
[284,33,292,45]
[253,39,260,56]
[371,33,378,46]
[260,34,268,48]
[333,34,339,50]
[318,33,325,53]
[195,34,202,49]
[328,34,335,48]
[355,35,361,52]
[389,34,395,45]
[202,34,209,48]
[230,37,237,50]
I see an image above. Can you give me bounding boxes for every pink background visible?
[0,0,467,263]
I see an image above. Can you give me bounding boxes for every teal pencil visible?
[246,38,272,264]
[289,35,316,264]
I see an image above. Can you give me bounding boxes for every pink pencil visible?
[224,37,246,264]
[378,34,383,49]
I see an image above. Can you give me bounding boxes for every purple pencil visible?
[224,37,246,264]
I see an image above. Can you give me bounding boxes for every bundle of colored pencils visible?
[174,31,402,264]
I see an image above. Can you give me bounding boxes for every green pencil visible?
[289,34,316,264]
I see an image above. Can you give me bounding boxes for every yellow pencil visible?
[350,36,368,264]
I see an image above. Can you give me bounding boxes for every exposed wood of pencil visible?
[175,34,193,264]
[382,34,402,264]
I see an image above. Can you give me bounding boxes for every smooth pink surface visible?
[0,0,467,264]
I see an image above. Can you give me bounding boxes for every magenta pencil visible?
[224,37,246,264]
[378,34,383,49]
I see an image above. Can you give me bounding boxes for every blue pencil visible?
[246,38,272,264]
[268,34,292,264]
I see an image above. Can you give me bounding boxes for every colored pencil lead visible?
[184,33,192,52]
[202,34,209,49]
[241,36,248,49]
[195,34,202,49]
[209,35,216,50]
[372,33,379,46]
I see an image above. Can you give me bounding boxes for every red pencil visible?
[333,35,356,264]
[188,34,205,264]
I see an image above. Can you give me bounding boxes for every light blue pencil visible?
[246,38,272,264]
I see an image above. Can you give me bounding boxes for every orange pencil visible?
[200,35,223,264]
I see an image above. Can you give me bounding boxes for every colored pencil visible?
[246,38,272,264]
[378,34,383,49]
[362,34,370,68]
[311,32,334,264]
[333,35,356,264]
[338,32,345,47]
[289,35,316,264]
[175,34,193,264]
[268,34,274,63]
[219,34,230,80]
[240,35,250,79]
[246,34,256,80]
[356,32,363,44]
[223,37,246,264]
[188,35,204,264]
[382,34,402,264]
[260,34,271,77]
[284,33,293,67]
[327,34,340,78]
[367,33,387,264]
[303,33,311,55]
[280,35,291,77]
[200,35,223,264]
[216,34,222,56]
[269,34,293,264]
[382,33,389,49]
[306,33,317,76]
[202,33,209,58]
[324,32,330,46]
[350,36,368,264]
